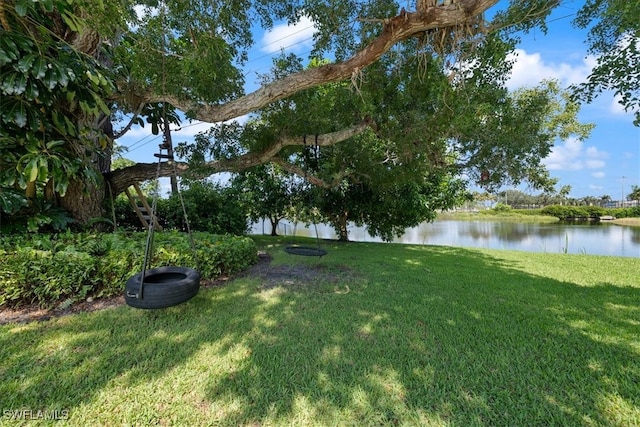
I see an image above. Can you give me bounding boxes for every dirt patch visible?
[0,252,357,325]
[240,252,357,290]
[0,295,126,326]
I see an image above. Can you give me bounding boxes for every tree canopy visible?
[0,0,634,228]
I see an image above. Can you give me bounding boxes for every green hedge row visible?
[0,232,257,308]
[540,205,640,220]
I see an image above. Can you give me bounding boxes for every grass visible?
[438,211,559,223]
[612,217,640,227]
[1,236,639,426]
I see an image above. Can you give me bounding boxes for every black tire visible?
[284,245,327,257]
[125,266,200,309]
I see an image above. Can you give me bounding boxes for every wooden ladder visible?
[125,183,162,231]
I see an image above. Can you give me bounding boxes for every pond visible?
[251,219,640,258]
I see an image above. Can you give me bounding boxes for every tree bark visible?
[60,172,105,225]
[269,217,279,236]
[335,212,349,242]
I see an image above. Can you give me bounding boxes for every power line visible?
[247,24,316,64]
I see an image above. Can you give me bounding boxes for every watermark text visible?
[3,409,69,421]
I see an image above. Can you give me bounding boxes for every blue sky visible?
[118,1,639,201]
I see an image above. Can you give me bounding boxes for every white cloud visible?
[260,16,317,54]
[592,171,606,179]
[543,137,609,171]
[589,184,604,190]
[609,96,627,115]
[506,49,596,90]
[585,159,605,169]
[608,94,640,118]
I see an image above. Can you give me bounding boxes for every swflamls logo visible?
[3,409,69,420]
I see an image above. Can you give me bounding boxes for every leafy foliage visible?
[111,181,249,235]
[160,181,249,235]
[540,205,608,220]
[572,0,640,125]
[0,196,74,233]
[231,164,302,235]
[0,232,257,308]
[0,0,115,200]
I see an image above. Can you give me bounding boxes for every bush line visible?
[0,232,257,308]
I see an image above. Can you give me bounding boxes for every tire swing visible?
[284,135,327,258]
[125,143,201,309]
[284,222,327,257]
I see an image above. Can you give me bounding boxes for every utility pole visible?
[621,176,626,207]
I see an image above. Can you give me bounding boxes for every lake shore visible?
[611,217,640,226]
[441,211,640,227]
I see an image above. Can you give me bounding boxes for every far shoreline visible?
[439,212,640,227]
[611,217,640,227]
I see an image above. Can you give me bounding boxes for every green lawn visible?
[1,236,639,426]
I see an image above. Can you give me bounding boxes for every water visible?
[251,219,640,258]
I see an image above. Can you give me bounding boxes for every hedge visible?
[0,232,257,308]
[540,205,640,220]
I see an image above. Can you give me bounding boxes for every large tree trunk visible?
[269,216,279,236]
[61,114,113,226]
[60,174,106,226]
[334,212,349,242]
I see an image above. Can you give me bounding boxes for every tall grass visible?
[1,237,638,425]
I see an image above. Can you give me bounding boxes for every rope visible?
[171,159,199,270]
[139,154,163,298]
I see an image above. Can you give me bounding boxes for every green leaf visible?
[0,38,19,63]
[43,67,57,90]
[9,102,28,128]
[16,53,37,73]
[61,11,83,32]
[86,71,100,85]
[56,65,69,87]
[46,140,66,150]
[24,80,39,100]
[15,0,30,17]
[1,72,18,95]
[64,116,76,136]
[0,189,28,214]
[41,0,54,12]
[38,157,49,182]
[0,49,12,66]
[92,91,111,115]
[26,158,38,182]
[13,73,27,95]
[31,57,47,80]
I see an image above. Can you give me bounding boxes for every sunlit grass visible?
[1,237,638,425]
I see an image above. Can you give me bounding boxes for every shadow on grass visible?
[0,238,638,425]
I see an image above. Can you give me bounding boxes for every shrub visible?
[614,206,640,218]
[0,232,258,308]
[492,203,512,213]
[159,182,249,235]
[0,248,96,307]
[541,205,588,220]
[112,196,144,230]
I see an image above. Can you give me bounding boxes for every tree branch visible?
[113,103,145,139]
[106,119,377,195]
[143,0,498,122]
[270,158,331,188]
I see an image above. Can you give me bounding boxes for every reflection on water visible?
[251,219,640,258]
